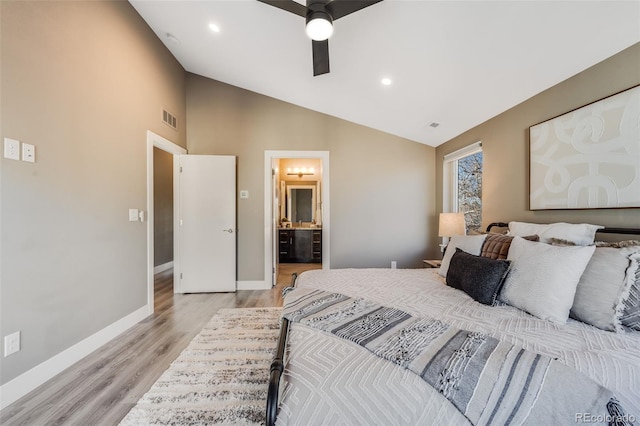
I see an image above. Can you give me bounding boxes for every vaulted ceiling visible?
[130,0,640,147]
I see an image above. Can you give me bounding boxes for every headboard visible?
[485,222,640,236]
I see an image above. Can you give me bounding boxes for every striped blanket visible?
[283,288,631,426]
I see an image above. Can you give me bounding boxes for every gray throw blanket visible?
[283,288,632,426]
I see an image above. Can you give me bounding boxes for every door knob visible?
[223,228,234,233]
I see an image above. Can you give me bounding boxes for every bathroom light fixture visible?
[287,167,315,178]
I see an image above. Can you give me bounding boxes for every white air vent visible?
[162,109,178,130]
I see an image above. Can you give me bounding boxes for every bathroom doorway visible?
[264,151,330,287]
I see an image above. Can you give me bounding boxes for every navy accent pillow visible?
[446,248,511,306]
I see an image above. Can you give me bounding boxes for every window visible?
[443,142,483,233]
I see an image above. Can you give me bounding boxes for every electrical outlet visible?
[4,331,21,357]
[4,138,20,161]
[22,143,35,163]
[391,261,397,269]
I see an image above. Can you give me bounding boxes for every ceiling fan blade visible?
[325,0,383,20]
[312,40,330,76]
[257,0,306,17]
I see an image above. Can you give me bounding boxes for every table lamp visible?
[438,212,466,252]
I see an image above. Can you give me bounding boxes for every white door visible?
[176,155,236,293]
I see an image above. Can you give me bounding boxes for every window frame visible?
[443,141,482,225]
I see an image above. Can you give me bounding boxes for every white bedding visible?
[276,268,640,425]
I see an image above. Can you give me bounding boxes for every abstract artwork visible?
[529,85,640,210]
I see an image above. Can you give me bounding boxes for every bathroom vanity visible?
[278,228,322,263]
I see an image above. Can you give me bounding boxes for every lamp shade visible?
[438,212,466,237]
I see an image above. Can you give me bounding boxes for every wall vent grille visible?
[162,109,178,130]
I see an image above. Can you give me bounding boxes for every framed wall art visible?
[529,84,640,210]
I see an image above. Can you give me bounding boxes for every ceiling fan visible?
[257,0,383,76]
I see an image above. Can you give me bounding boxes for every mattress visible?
[276,268,640,425]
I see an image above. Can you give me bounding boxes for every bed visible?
[267,222,640,425]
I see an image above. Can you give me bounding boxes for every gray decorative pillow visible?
[595,240,640,248]
[439,234,487,278]
[620,255,640,331]
[570,246,640,332]
[446,248,511,306]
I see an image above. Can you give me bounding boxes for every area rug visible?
[119,307,282,425]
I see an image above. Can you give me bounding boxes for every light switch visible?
[4,138,20,161]
[129,209,139,222]
[22,143,35,163]
[240,190,249,199]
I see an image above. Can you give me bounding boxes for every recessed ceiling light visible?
[381,77,392,86]
[209,23,221,33]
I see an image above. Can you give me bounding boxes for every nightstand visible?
[423,259,442,268]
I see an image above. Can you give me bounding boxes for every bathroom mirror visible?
[287,185,316,223]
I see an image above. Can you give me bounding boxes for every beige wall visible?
[186,73,438,279]
[153,147,174,266]
[0,1,186,385]
[435,43,640,249]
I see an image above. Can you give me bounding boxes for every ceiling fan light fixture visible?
[305,10,333,41]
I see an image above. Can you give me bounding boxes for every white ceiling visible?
[129,0,640,147]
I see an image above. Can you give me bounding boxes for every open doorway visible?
[264,151,330,288]
[146,131,186,315]
[153,147,174,274]
[275,158,323,284]
[152,147,174,301]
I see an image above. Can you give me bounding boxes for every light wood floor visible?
[0,263,321,426]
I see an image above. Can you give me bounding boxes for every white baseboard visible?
[0,305,150,410]
[237,280,270,290]
[153,261,174,274]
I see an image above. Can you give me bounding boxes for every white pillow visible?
[507,221,603,246]
[439,234,487,278]
[500,237,595,324]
